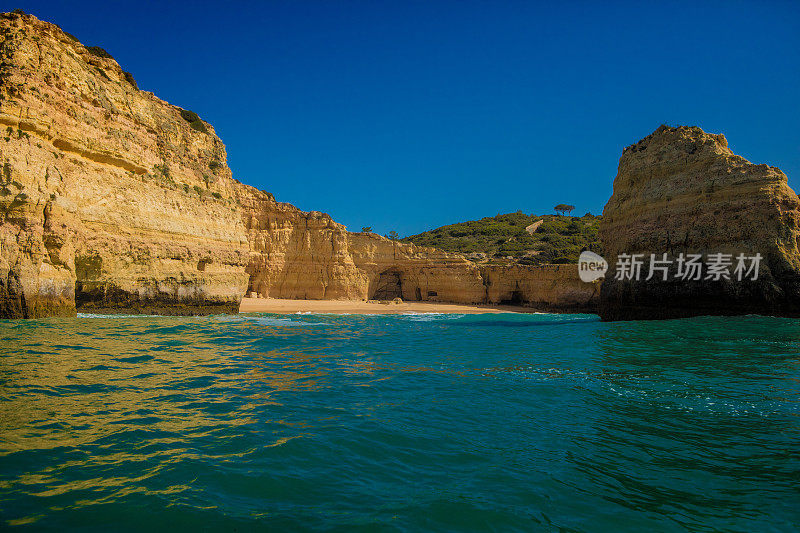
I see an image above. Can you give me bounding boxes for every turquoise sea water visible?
[0,312,798,531]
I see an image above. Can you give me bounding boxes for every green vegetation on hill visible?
[402,211,602,264]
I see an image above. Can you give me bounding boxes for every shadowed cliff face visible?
[599,125,800,320]
[0,12,596,318]
[481,264,599,312]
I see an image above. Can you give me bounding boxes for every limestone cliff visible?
[0,11,249,316]
[600,125,800,320]
[235,184,597,309]
[235,183,487,304]
[482,264,599,311]
[0,11,595,318]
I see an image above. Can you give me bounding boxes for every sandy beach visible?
[238,297,528,314]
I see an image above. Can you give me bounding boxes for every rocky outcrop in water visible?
[599,125,800,320]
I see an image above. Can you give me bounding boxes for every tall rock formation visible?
[0,11,596,318]
[0,11,249,316]
[600,125,800,320]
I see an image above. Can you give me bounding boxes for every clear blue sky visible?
[16,1,800,236]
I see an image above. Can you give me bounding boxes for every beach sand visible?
[239,297,529,314]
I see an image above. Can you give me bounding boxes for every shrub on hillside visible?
[402,212,601,265]
[179,109,208,134]
[123,71,138,89]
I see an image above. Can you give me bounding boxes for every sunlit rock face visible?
[0,11,596,318]
[599,125,800,321]
[235,185,488,303]
[0,11,250,316]
[236,185,597,309]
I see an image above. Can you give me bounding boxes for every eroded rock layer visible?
[236,183,485,304]
[235,184,598,309]
[599,125,800,320]
[482,264,599,311]
[0,12,249,316]
[0,12,595,318]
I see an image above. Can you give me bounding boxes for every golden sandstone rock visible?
[0,12,249,316]
[482,264,599,311]
[0,12,595,318]
[235,185,487,303]
[600,125,800,320]
[13,12,795,322]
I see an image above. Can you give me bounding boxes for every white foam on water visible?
[400,313,467,321]
[220,315,329,327]
[77,313,163,319]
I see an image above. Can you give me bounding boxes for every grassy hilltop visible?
[402,212,602,264]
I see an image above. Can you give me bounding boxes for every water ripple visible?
[0,313,798,530]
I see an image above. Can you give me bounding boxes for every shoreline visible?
[238,297,544,315]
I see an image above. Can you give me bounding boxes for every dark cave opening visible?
[372,269,403,300]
